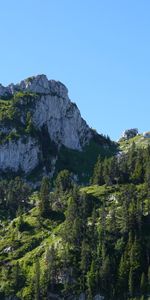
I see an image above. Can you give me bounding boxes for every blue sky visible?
[0,0,150,140]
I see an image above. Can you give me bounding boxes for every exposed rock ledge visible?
[0,74,68,98]
[0,137,40,173]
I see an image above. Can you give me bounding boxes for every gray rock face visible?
[0,74,68,98]
[121,128,138,140]
[0,84,8,97]
[0,75,93,173]
[0,75,92,150]
[32,94,91,150]
[0,137,40,173]
[143,131,150,138]
[47,292,62,300]
[93,295,104,300]
[78,293,86,300]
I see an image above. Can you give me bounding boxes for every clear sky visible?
[0,0,150,140]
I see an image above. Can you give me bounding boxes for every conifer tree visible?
[34,258,40,300]
[86,260,96,297]
[55,169,72,193]
[140,272,147,295]
[80,240,91,291]
[118,255,128,297]
[92,156,104,185]
[45,245,57,291]
[147,266,150,293]
[39,176,50,217]
[129,268,134,297]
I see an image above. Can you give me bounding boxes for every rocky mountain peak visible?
[0,75,96,174]
[19,74,50,93]
[0,74,68,99]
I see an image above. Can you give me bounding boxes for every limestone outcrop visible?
[0,75,93,174]
[0,137,40,173]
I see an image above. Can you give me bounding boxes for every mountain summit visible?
[0,75,114,179]
[0,75,92,150]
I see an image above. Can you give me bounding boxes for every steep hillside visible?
[119,133,150,152]
[0,181,150,300]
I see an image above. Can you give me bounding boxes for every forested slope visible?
[0,140,150,300]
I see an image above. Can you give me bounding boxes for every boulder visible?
[143,131,150,138]
[121,128,138,140]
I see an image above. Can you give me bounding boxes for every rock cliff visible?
[0,75,92,150]
[0,137,40,173]
[0,75,92,174]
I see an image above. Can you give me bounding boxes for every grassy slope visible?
[119,134,150,152]
[0,206,62,264]
[82,183,150,219]
[0,201,63,298]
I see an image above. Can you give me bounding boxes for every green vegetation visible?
[0,98,17,123]
[119,134,150,152]
[91,142,150,186]
[0,92,39,144]
[56,137,117,183]
[0,139,150,299]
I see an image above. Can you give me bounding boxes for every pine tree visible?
[45,245,57,291]
[129,268,134,297]
[147,266,150,293]
[25,112,35,135]
[140,272,147,295]
[100,255,111,296]
[92,156,104,185]
[128,142,137,178]
[86,260,96,297]
[63,193,79,245]
[34,258,40,300]
[80,240,90,291]
[103,158,112,186]
[16,208,25,232]
[10,262,25,294]
[39,176,50,217]
[55,169,72,193]
[109,156,120,184]
[145,161,150,187]
[131,152,143,184]
[129,237,142,296]
[118,255,128,298]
